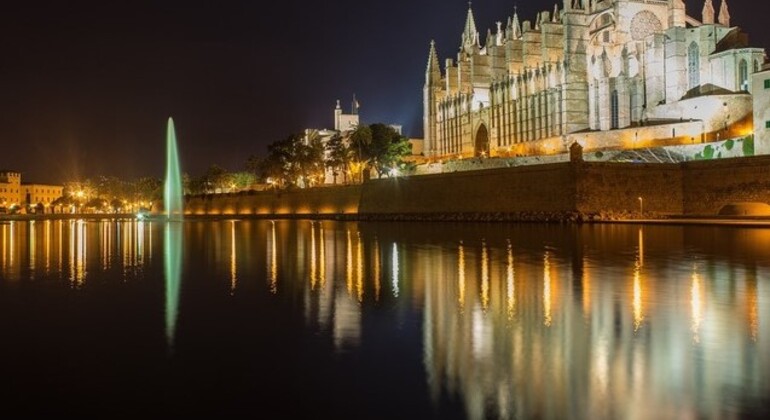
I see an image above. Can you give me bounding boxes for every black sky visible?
[0,0,767,182]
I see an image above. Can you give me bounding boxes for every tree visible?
[350,126,373,182]
[350,124,413,179]
[259,133,324,188]
[245,154,262,179]
[325,133,352,184]
[231,172,257,190]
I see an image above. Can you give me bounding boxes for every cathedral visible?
[423,0,768,158]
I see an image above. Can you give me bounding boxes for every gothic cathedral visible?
[424,0,767,158]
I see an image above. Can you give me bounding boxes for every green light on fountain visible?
[164,222,182,351]
[165,117,183,221]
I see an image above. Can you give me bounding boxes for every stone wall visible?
[575,163,684,214]
[682,155,770,215]
[184,185,362,216]
[178,156,770,219]
[359,164,577,216]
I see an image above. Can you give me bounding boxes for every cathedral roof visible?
[712,27,749,54]
[681,83,740,100]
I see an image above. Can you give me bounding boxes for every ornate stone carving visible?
[630,11,662,41]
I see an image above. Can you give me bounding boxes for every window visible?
[739,59,749,91]
[765,79,770,89]
[766,121,770,129]
[603,31,610,43]
[611,90,619,129]
[688,42,700,89]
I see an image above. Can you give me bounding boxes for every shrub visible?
[743,135,755,156]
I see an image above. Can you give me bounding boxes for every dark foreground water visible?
[0,219,769,418]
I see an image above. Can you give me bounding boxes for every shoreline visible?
[5,212,770,228]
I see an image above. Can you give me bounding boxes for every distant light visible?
[389,167,400,177]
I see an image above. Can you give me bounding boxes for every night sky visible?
[0,0,767,182]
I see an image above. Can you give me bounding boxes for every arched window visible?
[739,59,749,91]
[688,42,700,90]
[611,90,619,129]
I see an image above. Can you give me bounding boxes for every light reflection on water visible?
[0,219,768,418]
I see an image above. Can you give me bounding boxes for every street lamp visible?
[638,196,644,215]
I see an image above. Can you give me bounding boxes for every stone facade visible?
[752,65,770,154]
[0,170,62,213]
[424,0,767,158]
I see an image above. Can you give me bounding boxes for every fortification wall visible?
[681,155,770,215]
[184,185,362,216]
[358,164,577,215]
[177,157,770,220]
[576,163,684,214]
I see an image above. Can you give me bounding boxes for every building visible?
[333,96,360,132]
[0,170,63,213]
[22,184,64,210]
[753,63,770,155]
[0,170,22,211]
[424,1,767,158]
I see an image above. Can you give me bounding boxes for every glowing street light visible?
[638,196,644,215]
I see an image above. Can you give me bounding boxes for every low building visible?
[22,184,64,211]
[0,170,63,214]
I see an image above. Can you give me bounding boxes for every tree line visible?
[58,123,413,208]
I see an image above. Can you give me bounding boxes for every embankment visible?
[179,155,770,221]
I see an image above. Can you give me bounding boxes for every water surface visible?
[0,219,768,418]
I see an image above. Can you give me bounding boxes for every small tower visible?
[702,0,715,25]
[718,0,730,27]
[334,100,342,131]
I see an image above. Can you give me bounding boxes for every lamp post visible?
[638,196,644,216]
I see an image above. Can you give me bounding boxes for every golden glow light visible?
[268,221,277,294]
[544,251,552,327]
[506,240,515,320]
[691,268,703,344]
[481,240,489,312]
[458,242,466,310]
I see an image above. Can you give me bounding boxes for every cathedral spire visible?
[425,40,442,87]
[702,0,715,25]
[461,2,479,49]
[511,6,522,39]
[718,0,730,27]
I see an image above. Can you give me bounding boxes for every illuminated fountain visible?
[164,117,183,351]
[164,117,183,221]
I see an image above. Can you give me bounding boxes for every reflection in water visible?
[691,267,703,343]
[310,222,316,290]
[458,242,465,310]
[543,251,552,327]
[480,240,489,311]
[506,240,515,320]
[267,221,277,294]
[230,221,237,295]
[391,242,399,299]
[1,220,770,418]
[633,228,645,332]
[29,221,36,278]
[356,233,363,303]
[164,222,182,350]
[373,238,380,302]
